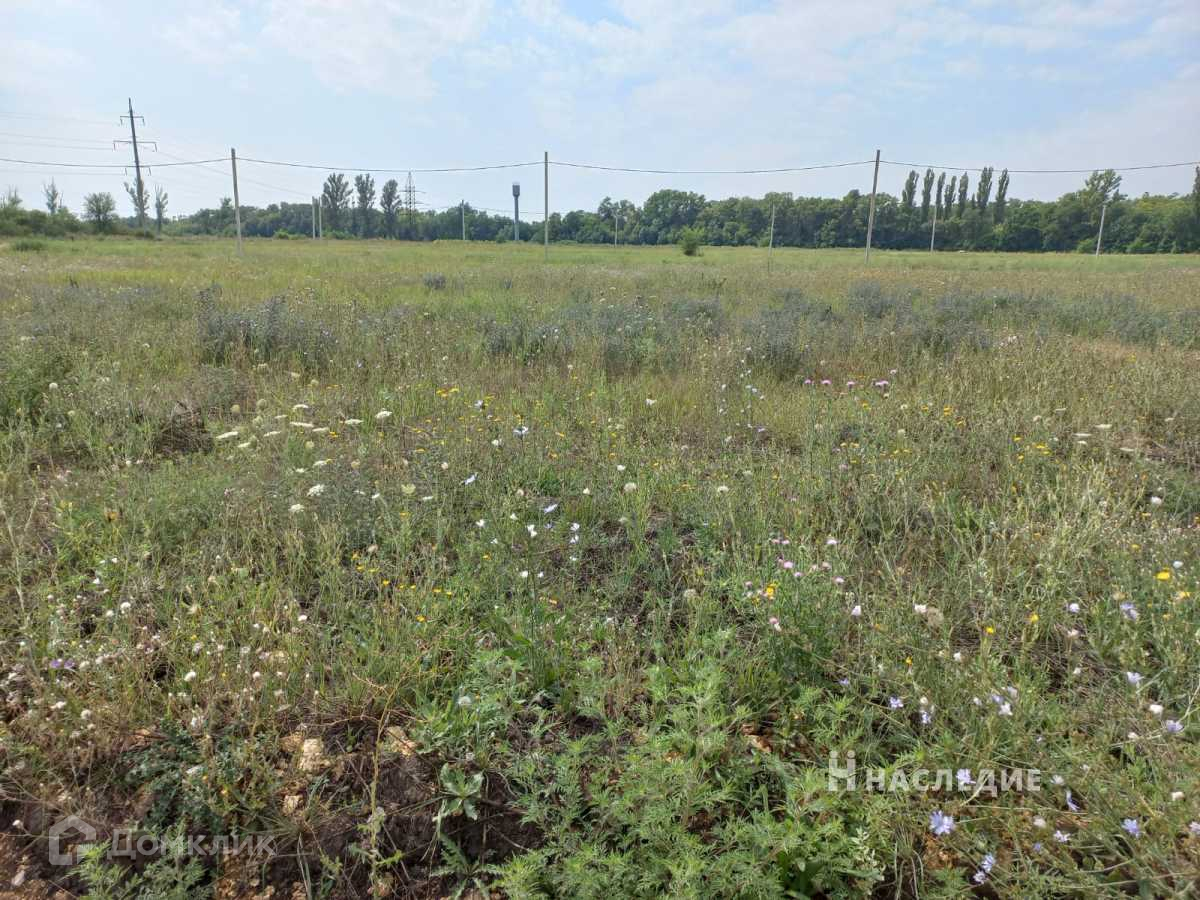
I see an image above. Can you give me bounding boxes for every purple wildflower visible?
[1122,818,1141,838]
[929,810,955,836]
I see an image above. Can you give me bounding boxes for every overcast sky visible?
[2,0,1198,217]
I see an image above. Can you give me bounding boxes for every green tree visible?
[956,173,969,217]
[920,169,934,221]
[975,166,993,213]
[380,178,399,238]
[944,175,956,218]
[321,173,351,232]
[43,180,62,215]
[1083,169,1122,207]
[84,192,116,233]
[901,170,918,209]
[153,185,168,235]
[994,169,1010,223]
[124,179,149,225]
[935,172,946,218]
[353,173,376,237]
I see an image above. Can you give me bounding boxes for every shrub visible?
[423,272,448,291]
[9,238,47,252]
[196,287,336,372]
[678,227,702,257]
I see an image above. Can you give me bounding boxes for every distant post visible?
[461,200,466,241]
[512,182,520,242]
[767,203,775,273]
[311,197,316,239]
[929,200,938,252]
[543,151,549,261]
[864,148,880,263]
[1095,201,1109,256]
[317,201,323,239]
[230,147,243,254]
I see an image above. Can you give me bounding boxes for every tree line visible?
[4,167,1199,254]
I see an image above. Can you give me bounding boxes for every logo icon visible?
[48,815,97,866]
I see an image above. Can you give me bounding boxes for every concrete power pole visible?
[461,201,466,240]
[311,197,317,239]
[512,182,520,242]
[767,203,776,273]
[1095,201,1109,256]
[864,148,880,263]
[543,151,549,261]
[230,147,243,254]
[116,98,155,229]
[929,199,938,252]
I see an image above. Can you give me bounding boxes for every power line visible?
[238,156,542,174]
[0,111,114,127]
[0,155,225,169]
[549,159,876,175]
[880,159,1200,174]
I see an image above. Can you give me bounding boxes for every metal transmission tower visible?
[114,98,156,228]
[512,182,520,241]
[403,172,416,236]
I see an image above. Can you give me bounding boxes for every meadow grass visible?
[1,238,1198,898]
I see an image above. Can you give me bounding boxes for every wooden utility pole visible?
[929,200,938,252]
[1095,201,1109,256]
[767,203,776,273]
[864,148,880,262]
[230,147,243,254]
[543,151,549,261]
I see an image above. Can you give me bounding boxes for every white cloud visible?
[162,3,249,66]
[261,0,494,98]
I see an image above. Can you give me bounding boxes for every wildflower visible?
[716,484,729,494]
[1155,570,1171,581]
[215,430,240,442]
[542,502,558,514]
[1164,719,1183,734]
[306,484,326,498]
[929,810,955,836]
[1149,703,1164,716]
[850,605,862,617]
[768,616,782,632]
[462,473,477,485]
[889,697,904,709]
[645,398,656,406]
[1066,790,1079,812]
[343,418,363,426]
[375,410,392,421]
[1120,602,1139,621]
[1067,602,1081,613]
[513,425,529,436]
[1149,496,1163,506]
[456,694,473,708]
[1053,830,1071,843]
[956,769,973,787]
[623,482,638,493]
[826,537,838,546]
[1190,822,1200,836]
[475,519,486,528]
[1122,818,1141,838]
[184,671,197,683]
[1126,671,1142,686]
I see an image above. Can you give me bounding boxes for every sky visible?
[2,0,1198,218]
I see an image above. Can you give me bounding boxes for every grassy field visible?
[1,238,1198,898]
